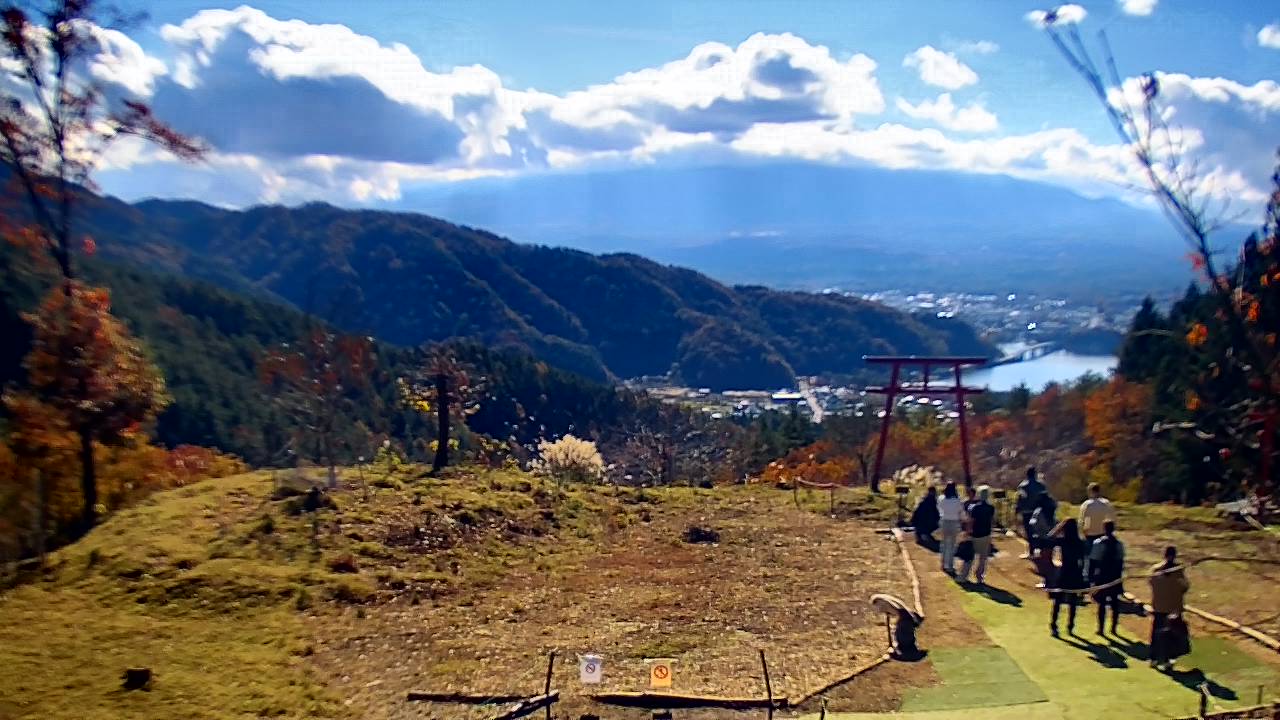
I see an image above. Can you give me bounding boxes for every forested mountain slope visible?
[36,190,993,389]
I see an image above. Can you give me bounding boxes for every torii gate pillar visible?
[863,356,988,493]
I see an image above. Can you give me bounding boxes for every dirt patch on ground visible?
[311,486,917,719]
[1118,511,1280,642]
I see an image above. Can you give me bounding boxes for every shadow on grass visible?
[1165,668,1238,701]
[1107,635,1240,700]
[960,581,1023,607]
[915,534,940,553]
[1056,632,1130,669]
[1108,632,1151,662]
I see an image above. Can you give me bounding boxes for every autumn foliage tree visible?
[260,327,374,488]
[5,285,169,534]
[1040,12,1279,499]
[1,0,203,537]
[399,348,483,474]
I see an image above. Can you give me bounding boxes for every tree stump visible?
[121,667,152,691]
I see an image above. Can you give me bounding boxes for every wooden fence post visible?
[759,650,773,720]
[543,651,556,720]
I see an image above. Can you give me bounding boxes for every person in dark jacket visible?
[1086,520,1125,635]
[961,486,996,585]
[1017,467,1046,555]
[911,486,940,543]
[1048,518,1087,636]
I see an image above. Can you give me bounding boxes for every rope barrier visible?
[1037,561,1186,596]
[1008,532,1280,655]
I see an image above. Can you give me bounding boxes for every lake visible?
[964,348,1117,392]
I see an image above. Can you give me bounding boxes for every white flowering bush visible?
[531,435,605,485]
[893,464,942,490]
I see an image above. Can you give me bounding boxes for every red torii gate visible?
[863,356,988,493]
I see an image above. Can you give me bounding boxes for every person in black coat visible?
[1048,518,1087,636]
[1087,521,1125,635]
[911,486,940,543]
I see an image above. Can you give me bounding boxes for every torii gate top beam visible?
[863,354,991,492]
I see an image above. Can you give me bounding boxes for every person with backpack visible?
[1017,467,1046,555]
[1028,491,1059,564]
[938,482,965,575]
[1047,518,1087,636]
[961,485,996,585]
[1148,546,1190,669]
[1086,520,1125,635]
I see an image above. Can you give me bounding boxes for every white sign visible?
[579,654,603,684]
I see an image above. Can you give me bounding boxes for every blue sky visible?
[85,1,1279,210]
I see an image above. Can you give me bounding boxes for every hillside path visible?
[806,533,1280,719]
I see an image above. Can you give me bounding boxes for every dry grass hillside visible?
[0,467,910,720]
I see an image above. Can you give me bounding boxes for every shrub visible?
[531,435,605,485]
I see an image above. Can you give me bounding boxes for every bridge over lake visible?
[989,341,1060,367]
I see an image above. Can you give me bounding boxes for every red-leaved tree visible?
[1,1,203,536]
[261,328,374,488]
[5,284,169,534]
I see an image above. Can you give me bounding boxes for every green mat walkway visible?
[804,540,1280,719]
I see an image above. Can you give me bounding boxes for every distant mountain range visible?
[20,186,993,390]
[396,162,1205,300]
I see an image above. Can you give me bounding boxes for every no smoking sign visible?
[649,659,673,689]
[579,654,603,684]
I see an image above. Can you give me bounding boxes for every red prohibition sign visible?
[652,665,670,680]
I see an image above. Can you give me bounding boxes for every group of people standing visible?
[911,467,1192,669]
[911,481,996,584]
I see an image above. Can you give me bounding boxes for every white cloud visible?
[1259,23,1280,49]
[1108,72,1280,207]
[903,46,978,90]
[81,23,167,96]
[567,33,884,133]
[68,7,1272,214]
[896,93,999,132]
[955,40,1000,55]
[730,121,1137,197]
[1025,5,1088,28]
[1118,0,1157,17]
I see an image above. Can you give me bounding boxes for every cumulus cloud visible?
[730,121,1136,196]
[1110,72,1280,205]
[1260,23,1280,49]
[62,6,1274,213]
[1026,4,1088,28]
[1118,0,1157,17]
[571,33,883,136]
[902,46,978,90]
[81,23,167,96]
[896,93,998,132]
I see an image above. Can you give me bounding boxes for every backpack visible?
[1093,536,1123,581]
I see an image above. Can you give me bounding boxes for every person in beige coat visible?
[1148,546,1190,668]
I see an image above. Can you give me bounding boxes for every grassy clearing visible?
[0,471,335,720]
[1,468,913,720]
[0,465,651,720]
[7,464,1274,720]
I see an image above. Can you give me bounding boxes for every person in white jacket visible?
[937,482,966,575]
